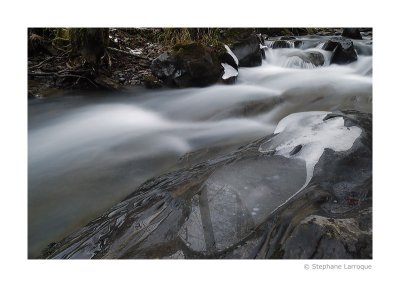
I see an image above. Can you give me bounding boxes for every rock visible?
[44,110,371,259]
[304,51,325,66]
[230,35,263,67]
[272,40,291,49]
[293,40,302,48]
[150,52,176,80]
[281,209,372,259]
[342,28,363,40]
[150,43,223,88]
[286,51,325,68]
[143,74,163,89]
[220,45,239,84]
[322,37,358,64]
[219,45,239,70]
[93,74,121,90]
[254,110,372,259]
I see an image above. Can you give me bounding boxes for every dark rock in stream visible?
[305,51,325,66]
[150,43,223,88]
[43,110,372,259]
[273,38,303,49]
[230,34,264,67]
[342,28,363,40]
[322,37,358,65]
[272,40,291,49]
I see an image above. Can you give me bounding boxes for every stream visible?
[28,35,372,258]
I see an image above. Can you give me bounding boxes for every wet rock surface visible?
[43,110,372,259]
[150,43,223,88]
[230,35,264,67]
[272,40,292,49]
[342,28,363,40]
[322,36,358,65]
[287,51,325,67]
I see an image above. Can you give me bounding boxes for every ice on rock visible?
[259,111,362,204]
[221,63,239,80]
[224,44,239,66]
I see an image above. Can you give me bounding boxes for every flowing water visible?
[28,35,372,258]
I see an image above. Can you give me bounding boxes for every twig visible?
[107,47,149,60]
[28,72,98,88]
[29,57,54,69]
[29,50,70,70]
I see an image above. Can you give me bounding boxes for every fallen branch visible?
[28,72,98,88]
[29,57,54,69]
[107,47,149,60]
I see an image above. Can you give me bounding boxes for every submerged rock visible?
[150,43,223,88]
[230,34,264,67]
[322,37,358,65]
[43,110,371,259]
[286,51,325,68]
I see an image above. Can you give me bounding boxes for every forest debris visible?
[107,47,149,60]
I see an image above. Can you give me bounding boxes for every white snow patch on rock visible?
[224,44,239,66]
[259,111,362,206]
[221,63,238,80]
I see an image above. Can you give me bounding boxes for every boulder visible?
[322,37,358,64]
[43,110,371,259]
[293,40,303,48]
[272,40,291,49]
[230,35,263,67]
[274,37,302,48]
[304,51,325,66]
[342,28,363,40]
[150,43,223,88]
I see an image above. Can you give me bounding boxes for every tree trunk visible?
[69,28,109,67]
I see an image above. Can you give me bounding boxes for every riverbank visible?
[28,28,371,98]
